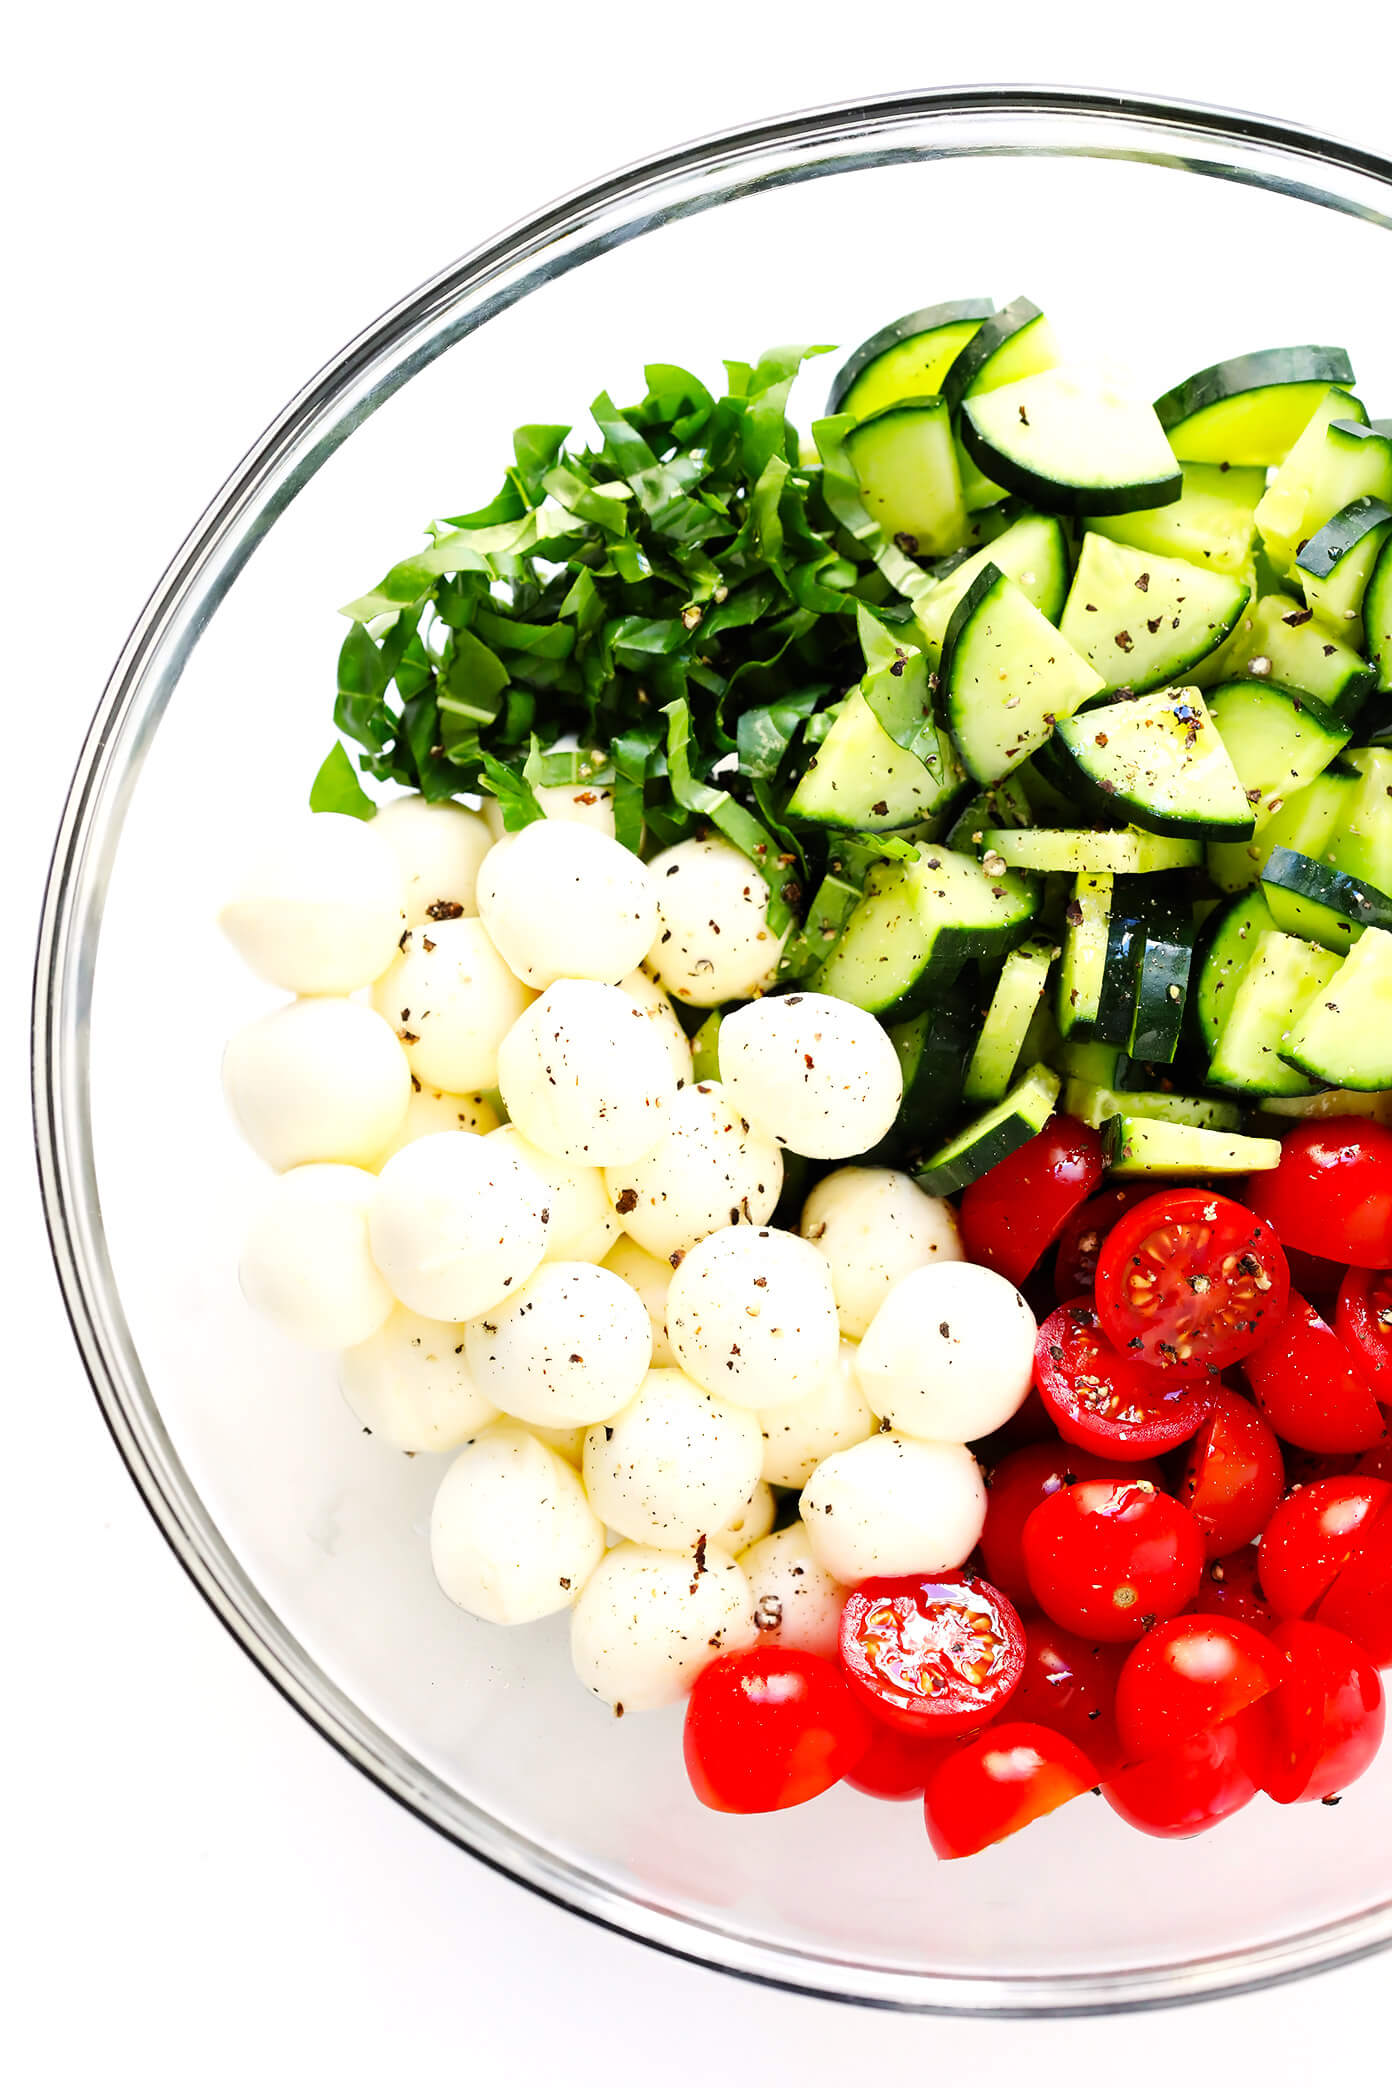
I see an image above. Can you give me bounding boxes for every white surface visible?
[5,3,1389,2079]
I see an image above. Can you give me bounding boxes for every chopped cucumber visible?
[1297,496,1392,639]
[942,297,1063,508]
[1207,929,1336,1096]
[1128,879,1196,1066]
[939,564,1104,783]
[787,685,962,830]
[981,828,1203,875]
[1059,535,1250,696]
[1154,346,1357,465]
[1336,750,1392,893]
[943,774,1032,851]
[1102,1117,1281,1176]
[828,299,994,420]
[913,511,1071,661]
[1093,877,1150,1050]
[818,843,1038,1017]
[963,936,1056,1104]
[691,1010,722,1082]
[1368,535,1392,692]
[884,992,978,1149]
[915,1062,1060,1194]
[1051,685,1254,840]
[1062,1078,1242,1133]
[1085,463,1264,578]
[1055,872,1112,1038]
[1192,887,1281,1054]
[1255,393,1379,570]
[845,398,968,558]
[1283,925,1392,1089]
[961,368,1181,517]
[1260,1089,1392,1123]
[1204,677,1350,829]
[1261,845,1392,950]
[1232,595,1375,717]
[1206,765,1361,894]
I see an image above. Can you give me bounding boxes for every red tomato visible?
[980,1442,1163,1611]
[1335,1266,1392,1393]
[1257,1477,1392,1619]
[1244,1292,1386,1453]
[1094,1190,1289,1372]
[1358,1441,1392,1483]
[1021,1479,1205,1643]
[839,1573,1026,1737]
[844,1724,960,1802]
[682,1646,871,1813]
[1035,1299,1214,1461]
[1114,1615,1286,1761]
[1187,1549,1278,1635]
[1283,1245,1347,1313]
[1249,1621,1385,1803]
[958,1115,1105,1287]
[1053,1184,1153,1301]
[1103,1717,1257,1838]
[1245,1121,1392,1268]
[973,1384,1057,1461]
[1005,1618,1127,1781]
[1180,1388,1285,1559]
[1314,1509,1392,1667]
[1284,1447,1362,1491]
[923,1722,1097,1859]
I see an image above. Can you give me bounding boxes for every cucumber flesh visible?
[1085,463,1264,577]
[1206,765,1361,895]
[1103,1117,1281,1175]
[1232,595,1375,717]
[940,564,1104,784]
[1060,535,1250,697]
[1207,928,1336,1097]
[1203,677,1350,829]
[1261,845,1392,950]
[1260,1089,1392,1123]
[691,1011,722,1083]
[1283,926,1392,1089]
[982,828,1202,875]
[912,511,1071,661]
[829,300,994,420]
[787,686,961,831]
[1254,391,1376,570]
[1055,872,1112,1038]
[1296,495,1392,638]
[963,936,1056,1104]
[1052,685,1253,840]
[915,1062,1060,1194]
[1154,347,1357,466]
[1368,535,1392,692]
[845,398,968,558]
[1193,887,1281,1053]
[943,298,1063,508]
[1062,1078,1242,1133]
[818,844,1038,1018]
[962,368,1181,517]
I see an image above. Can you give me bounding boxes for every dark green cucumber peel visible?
[1154,345,1356,429]
[827,299,994,415]
[940,297,1047,414]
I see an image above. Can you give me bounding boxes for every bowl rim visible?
[32,82,1392,2016]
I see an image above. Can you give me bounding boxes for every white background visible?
[6,5,1389,2079]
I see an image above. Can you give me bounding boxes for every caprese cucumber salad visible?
[218,294,1392,1858]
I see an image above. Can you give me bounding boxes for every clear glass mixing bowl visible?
[33,87,1392,2013]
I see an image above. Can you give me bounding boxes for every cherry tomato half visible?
[845,1724,960,1802]
[1245,1121,1392,1268]
[1053,1184,1154,1303]
[1257,1477,1392,1619]
[1021,1479,1205,1643]
[683,1646,871,1813]
[980,1442,1164,1611]
[1035,1299,1213,1461]
[1314,1508,1392,1668]
[1244,1292,1387,1454]
[1249,1621,1385,1803]
[1358,1441,1392,1483]
[1114,1615,1286,1762]
[958,1115,1105,1288]
[1180,1388,1286,1560]
[1187,1549,1277,1635]
[1103,1717,1257,1839]
[1094,1190,1289,1373]
[923,1722,1097,1859]
[839,1573,1026,1737]
[1005,1618,1127,1781]
[1335,1266,1392,1394]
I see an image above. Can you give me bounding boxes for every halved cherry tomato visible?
[1257,1476,1392,1619]
[1005,1618,1127,1781]
[1053,1184,1153,1301]
[1244,1292,1387,1454]
[980,1442,1164,1611]
[1248,1620,1385,1803]
[1358,1441,1392,1483]
[839,1573,1025,1736]
[1180,1388,1285,1559]
[1335,1266,1392,1394]
[683,1646,871,1813]
[958,1115,1105,1288]
[1021,1479,1205,1642]
[1094,1190,1289,1372]
[845,1724,960,1802]
[923,1722,1097,1859]
[1313,1509,1392,1667]
[1103,1717,1257,1839]
[1035,1300,1213,1461]
[1187,1548,1277,1634]
[1114,1615,1286,1761]
[1245,1121,1392,1268]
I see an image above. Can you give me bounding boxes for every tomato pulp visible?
[839,1573,1026,1736]
[1094,1190,1288,1372]
[1035,1299,1213,1460]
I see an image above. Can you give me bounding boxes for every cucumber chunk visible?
[939,563,1105,783]
[1260,1089,1392,1123]
[884,992,978,1149]
[1297,496,1392,639]
[691,1010,722,1083]
[1208,929,1337,1096]
[1206,765,1361,895]
[1103,1117,1281,1176]
[1051,685,1254,840]
[1128,880,1196,1066]
[1338,750,1392,893]
[829,300,994,420]
[1204,678,1350,829]
[1062,1079,1242,1133]
[1055,872,1112,1038]
[961,369,1181,517]
[981,828,1203,875]
[1192,888,1281,1053]
[943,297,1063,508]
[818,843,1039,1018]
[1368,535,1392,692]
[845,398,968,558]
[1232,596,1375,717]
[1283,926,1392,1089]
[1261,845,1392,951]
[943,774,1032,851]
[1059,535,1250,697]
[1255,393,1380,571]
[1085,463,1264,577]
[1154,346,1357,466]
[964,936,1056,1104]
[915,1062,1060,1194]
[1093,878,1150,1050]
[787,685,962,831]
[913,511,1071,661]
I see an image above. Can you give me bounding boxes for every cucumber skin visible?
[960,409,1181,518]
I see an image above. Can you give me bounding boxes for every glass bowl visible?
[33,86,1392,2014]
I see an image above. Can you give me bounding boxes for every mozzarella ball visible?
[239,1163,393,1350]
[570,1542,756,1710]
[369,1131,550,1320]
[759,1339,878,1489]
[222,997,410,1171]
[476,821,657,989]
[665,1226,840,1410]
[465,1261,652,1428]
[371,917,532,1093]
[372,794,492,925]
[644,837,786,1006]
[800,1433,986,1583]
[718,992,902,1160]
[717,1479,776,1553]
[582,1367,763,1550]
[799,1167,963,1339]
[527,1421,586,1467]
[219,811,406,993]
[430,1422,604,1625]
[617,968,693,1090]
[339,1303,497,1452]
[373,1082,500,1164]
[856,1262,1036,1441]
[602,1081,783,1261]
[601,1235,678,1368]
[483,780,618,842]
[740,1522,848,1659]
[486,1124,618,1265]
[497,979,677,1166]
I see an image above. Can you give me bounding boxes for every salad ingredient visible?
[827,296,994,419]
[600,1234,678,1366]
[758,1340,877,1489]
[1335,1265,1392,1386]
[1103,1719,1257,1839]
[839,1572,1026,1736]
[1022,1478,1204,1641]
[239,1163,393,1350]
[1093,1189,1289,1372]
[1034,1300,1213,1461]
[372,792,492,925]
[368,1130,551,1321]
[958,1115,1104,1286]
[218,811,406,995]
[1153,345,1356,466]
[719,1479,776,1552]
[496,978,679,1166]
[429,1421,605,1625]
[1244,1293,1386,1454]
[1258,1475,1392,1619]
[339,1303,498,1452]
[665,1225,840,1409]
[801,1433,987,1583]
[1245,1121,1392,1267]
[1312,1511,1392,1665]
[961,368,1182,515]
[1180,1389,1286,1558]
[615,968,694,1090]
[644,838,785,1007]
[979,1441,1163,1611]
[1114,1615,1285,1759]
[798,1167,962,1340]
[1188,1548,1278,1634]
[569,1542,755,1711]
[717,992,903,1160]
[465,1261,653,1428]
[853,1260,1036,1442]
[1052,1184,1152,1300]
[221,997,410,1171]
[1251,1620,1384,1803]
[476,820,657,988]
[372,917,533,1094]
[603,1080,782,1261]
[738,1521,848,1658]
[1007,1619,1127,1781]
[846,1723,955,1801]
[486,1124,619,1265]
[924,1724,1097,1859]
[375,1083,500,1160]
[581,1366,762,1548]
[683,1646,872,1813]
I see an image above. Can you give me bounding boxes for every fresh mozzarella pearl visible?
[665,1226,840,1410]
[527,1421,586,1466]
[644,837,786,1006]
[759,1339,878,1489]
[373,1083,500,1164]
[239,1164,393,1350]
[371,917,532,1094]
[603,1081,782,1261]
[534,780,618,837]
[486,1125,618,1265]
[582,1367,763,1550]
[430,1421,605,1625]
[856,1262,1036,1441]
[718,992,903,1160]
[799,1167,963,1339]
[739,1522,848,1659]
[800,1433,986,1583]
[339,1303,497,1452]
[219,811,406,994]
[372,794,493,925]
[717,1479,776,1553]
[465,1261,652,1428]
[369,1131,550,1321]
[222,997,410,1171]
[496,979,677,1166]
[570,1542,756,1710]
[476,821,657,989]
[601,1235,678,1368]
[616,968,693,1090]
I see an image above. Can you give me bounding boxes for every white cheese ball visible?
[617,968,693,1090]
[465,1261,652,1428]
[222,997,410,1171]
[369,1131,550,1321]
[483,780,618,842]
[759,1339,878,1489]
[219,811,406,994]
[239,1163,393,1350]
[582,1367,763,1550]
[601,1235,678,1368]
[717,1479,777,1553]
[799,1167,964,1339]
[719,992,903,1160]
[476,821,657,989]
[800,1433,987,1584]
[856,1261,1036,1442]
[430,1421,605,1625]
[497,979,677,1166]
[602,1080,783,1261]
[570,1542,756,1710]
[740,1522,848,1659]
[373,1083,500,1164]
[665,1226,840,1410]
[486,1125,618,1265]
[371,917,532,1094]
[339,1303,497,1452]
[644,837,786,1006]
[372,794,492,925]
